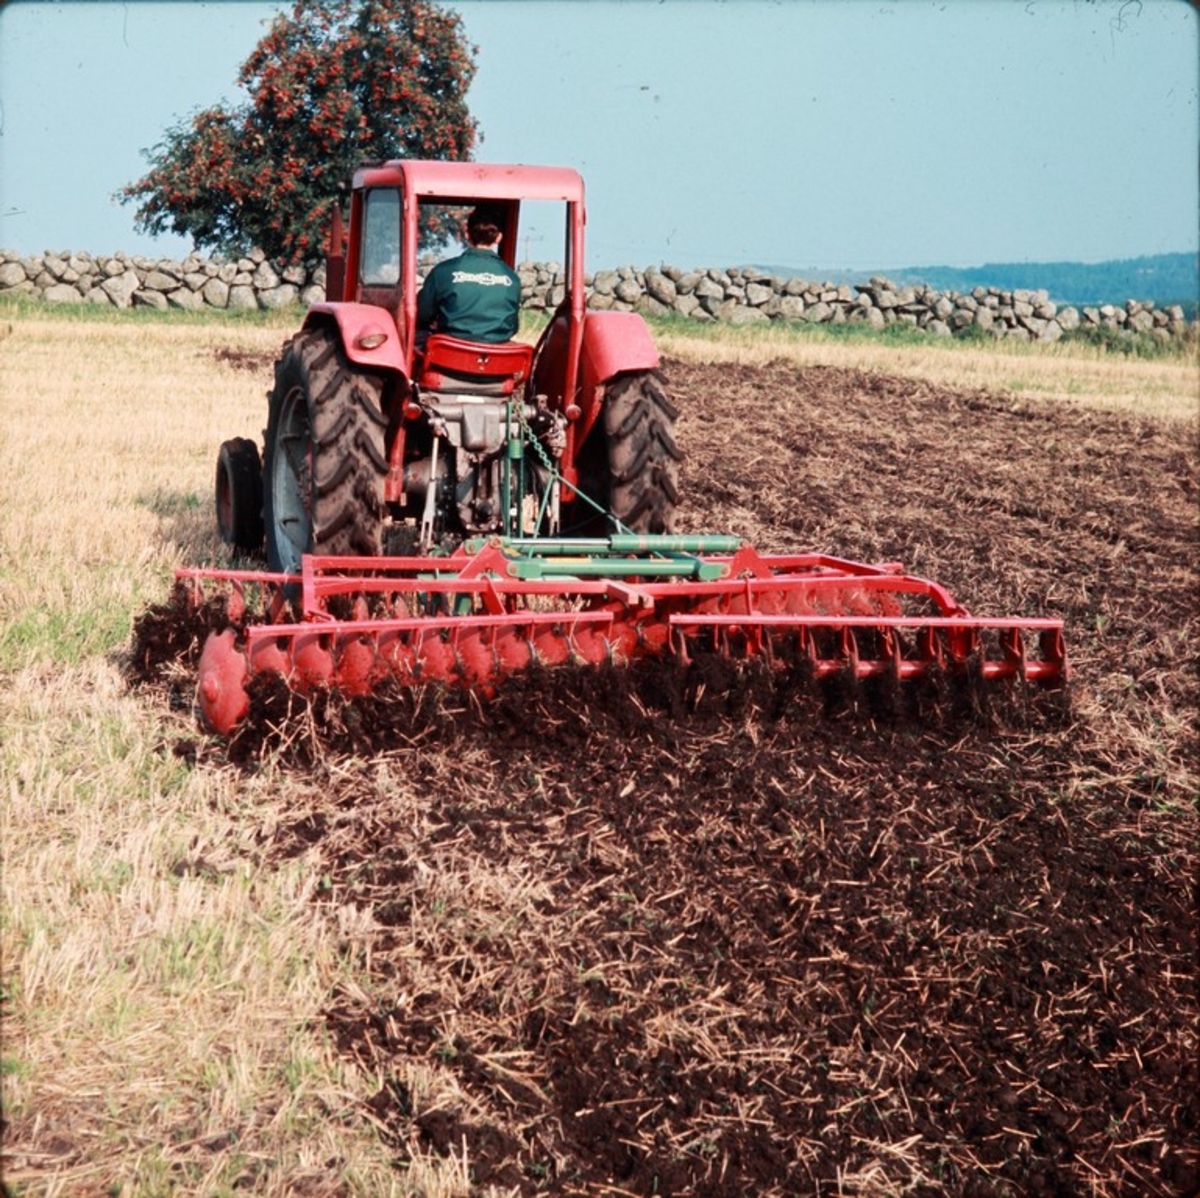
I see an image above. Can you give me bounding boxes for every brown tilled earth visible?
[133,355,1198,1196]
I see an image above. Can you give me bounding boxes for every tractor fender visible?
[581,311,660,389]
[303,303,408,374]
[567,310,663,452]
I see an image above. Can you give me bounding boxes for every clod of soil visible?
[210,345,277,373]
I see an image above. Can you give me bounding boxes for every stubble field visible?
[1,303,1197,1196]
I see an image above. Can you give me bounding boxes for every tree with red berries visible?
[121,0,477,262]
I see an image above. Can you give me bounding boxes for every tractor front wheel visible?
[215,437,264,555]
[575,369,682,535]
[263,327,389,574]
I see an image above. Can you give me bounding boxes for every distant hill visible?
[751,252,1199,317]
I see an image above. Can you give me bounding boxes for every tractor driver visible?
[417,204,521,345]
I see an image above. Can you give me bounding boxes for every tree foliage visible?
[120,0,477,262]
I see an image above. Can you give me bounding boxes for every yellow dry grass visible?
[0,301,1194,1195]
[0,310,470,1196]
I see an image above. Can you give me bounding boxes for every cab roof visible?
[352,159,585,205]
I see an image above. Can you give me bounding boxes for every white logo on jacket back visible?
[451,270,514,287]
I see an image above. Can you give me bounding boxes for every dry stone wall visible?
[1,247,1192,344]
[0,248,326,312]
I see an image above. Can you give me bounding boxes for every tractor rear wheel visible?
[215,437,264,555]
[574,369,682,534]
[263,327,388,574]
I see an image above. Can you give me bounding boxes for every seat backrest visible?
[419,334,534,395]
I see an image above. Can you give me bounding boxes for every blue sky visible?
[0,0,1196,273]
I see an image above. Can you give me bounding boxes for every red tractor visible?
[189,159,1064,738]
[215,160,682,568]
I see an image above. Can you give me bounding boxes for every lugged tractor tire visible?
[215,437,264,555]
[575,369,682,535]
[263,327,389,574]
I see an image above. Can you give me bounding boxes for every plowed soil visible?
[130,355,1198,1196]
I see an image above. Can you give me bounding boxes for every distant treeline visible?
[761,253,1199,319]
[897,254,1199,317]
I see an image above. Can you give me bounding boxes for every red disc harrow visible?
[174,536,1068,736]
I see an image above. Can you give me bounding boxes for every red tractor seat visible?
[418,334,535,395]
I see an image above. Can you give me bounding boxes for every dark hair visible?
[467,204,505,246]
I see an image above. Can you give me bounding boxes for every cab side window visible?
[360,189,401,285]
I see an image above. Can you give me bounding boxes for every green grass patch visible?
[0,1055,27,1079]
[0,595,140,671]
[136,487,203,519]
[1060,323,1197,360]
[652,307,1199,367]
[0,291,300,330]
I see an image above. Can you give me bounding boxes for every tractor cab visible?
[325,162,585,394]
[342,184,535,393]
[217,160,678,570]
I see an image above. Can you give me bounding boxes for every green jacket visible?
[417,246,521,343]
